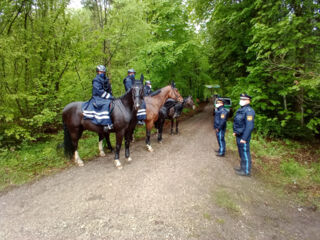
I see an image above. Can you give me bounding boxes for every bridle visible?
[171,86,183,102]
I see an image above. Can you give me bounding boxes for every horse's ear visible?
[140,74,144,83]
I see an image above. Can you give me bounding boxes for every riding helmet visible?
[96,65,106,73]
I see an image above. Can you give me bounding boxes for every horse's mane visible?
[117,88,132,100]
[150,89,161,97]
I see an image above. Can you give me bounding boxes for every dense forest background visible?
[0,0,319,147]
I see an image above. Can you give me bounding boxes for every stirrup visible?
[103,124,113,132]
[137,120,145,125]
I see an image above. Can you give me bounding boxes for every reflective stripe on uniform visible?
[219,131,223,154]
[101,92,107,98]
[83,113,110,119]
[243,143,249,174]
[83,110,109,115]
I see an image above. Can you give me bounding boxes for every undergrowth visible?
[225,123,320,209]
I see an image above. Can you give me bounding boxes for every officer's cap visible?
[128,69,136,73]
[216,98,225,104]
[240,93,252,100]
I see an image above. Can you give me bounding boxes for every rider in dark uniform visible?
[144,80,152,96]
[233,93,255,176]
[123,69,135,92]
[123,69,146,125]
[214,98,228,157]
[82,65,113,132]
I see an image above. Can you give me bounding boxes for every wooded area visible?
[0,0,319,147]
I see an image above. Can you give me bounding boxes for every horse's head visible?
[168,81,183,102]
[184,96,196,110]
[132,74,145,110]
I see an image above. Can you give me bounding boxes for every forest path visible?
[1,104,319,240]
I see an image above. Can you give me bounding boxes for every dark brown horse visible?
[144,83,183,151]
[155,96,195,142]
[62,76,145,169]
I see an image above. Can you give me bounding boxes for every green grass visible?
[212,189,241,215]
[0,126,152,191]
[225,122,320,208]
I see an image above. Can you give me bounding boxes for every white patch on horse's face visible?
[133,86,141,109]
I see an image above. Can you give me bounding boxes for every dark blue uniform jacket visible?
[214,106,228,130]
[233,104,255,141]
[144,85,152,96]
[123,75,135,92]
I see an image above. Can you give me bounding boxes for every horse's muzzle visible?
[134,104,140,110]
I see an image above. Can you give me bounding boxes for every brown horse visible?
[144,83,183,151]
[62,77,144,169]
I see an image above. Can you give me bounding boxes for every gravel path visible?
[1,105,319,240]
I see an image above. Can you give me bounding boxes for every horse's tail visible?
[63,122,75,158]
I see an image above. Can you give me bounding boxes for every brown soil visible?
[0,104,319,240]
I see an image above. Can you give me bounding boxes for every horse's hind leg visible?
[104,133,113,152]
[114,131,124,169]
[176,119,179,134]
[146,122,154,152]
[125,131,132,163]
[170,119,174,135]
[157,119,164,143]
[98,134,106,157]
[71,128,84,166]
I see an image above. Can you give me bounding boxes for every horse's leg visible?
[105,132,113,152]
[114,130,124,169]
[157,118,164,143]
[71,128,84,166]
[125,131,132,163]
[176,118,179,134]
[98,134,106,157]
[170,119,174,135]
[146,121,154,152]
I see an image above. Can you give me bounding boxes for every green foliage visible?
[190,0,320,139]
[0,0,210,147]
[280,159,307,178]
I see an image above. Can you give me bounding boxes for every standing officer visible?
[233,93,255,176]
[123,69,147,125]
[214,98,228,157]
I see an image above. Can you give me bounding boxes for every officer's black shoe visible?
[103,124,113,133]
[137,120,145,126]
[235,170,251,177]
[216,154,225,157]
[234,167,242,171]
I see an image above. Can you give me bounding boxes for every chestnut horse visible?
[144,83,183,151]
[62,76,144,169]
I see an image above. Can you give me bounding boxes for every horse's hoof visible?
[146,145,154,152]
[99,151,106,157]
[114,159,123,170]
[75,159,84,167]
[158,141,162,144]
[126,157,133,163]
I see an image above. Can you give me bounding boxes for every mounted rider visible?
[123,69,147,125]
[82,65,114,132]
[144,80,152,96]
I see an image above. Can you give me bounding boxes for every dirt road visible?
[1,105,319,240]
